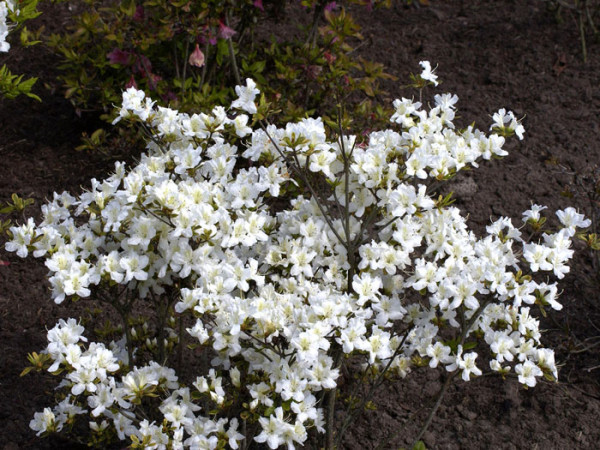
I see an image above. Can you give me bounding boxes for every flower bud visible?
[188,44,205,68]
[107,48,131,66]
[218,21,236,40]
[230,367,241,388]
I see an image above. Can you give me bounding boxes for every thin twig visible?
[335,327,413,449]
[182,41,190,98]
[226,11,242,86]
[411,296,494,447]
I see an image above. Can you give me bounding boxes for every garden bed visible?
[1,1,600,448]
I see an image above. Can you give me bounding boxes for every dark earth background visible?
[1,1,600,448]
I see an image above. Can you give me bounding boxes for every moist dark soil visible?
[2,1,600,449]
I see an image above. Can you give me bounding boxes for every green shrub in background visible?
[46,0,396,152]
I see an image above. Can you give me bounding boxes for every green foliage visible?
[20,352,52,377]
[0,0,42,101]
[7,0,42,25]
[0,65,40,100]
[413,441,428,450]
[46,0,396,152]
[0,193,34,234]
[0,193,35,214]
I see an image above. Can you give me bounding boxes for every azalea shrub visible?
[8,63,589,449]
[0,0,42,100]
[46,0,394,152]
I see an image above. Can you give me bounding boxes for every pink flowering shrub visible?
[47,0,394,153]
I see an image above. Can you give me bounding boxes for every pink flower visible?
[146,73,162,91]
[161,91,178,103]
[107,48,131,65]
[188,44,205,67]
[253,0,264,10]
[324,2,337,12]
[133,5,145,22]
[198,26,217,46]
[302,65,322,80]
[125,75,137,89]
[218,21,236,40]
[133,54,159,90]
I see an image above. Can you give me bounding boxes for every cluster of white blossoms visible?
[8,66,589,448]
[0,0,17,52]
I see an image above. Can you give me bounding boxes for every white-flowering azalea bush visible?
[8,63,590,449]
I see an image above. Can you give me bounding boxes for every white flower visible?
[233,114,252,137]
[5,217,36,257]
[419,60,439,86]
[490,108,525,140]
[0,1,18,53]
[232,78,260,114]
[556,207,591,236]
[426,341,451,368]
[446,346,482,381]
[30,408,59,436]
[515,360,543,387]
[522,204,547,223]
[391,98,421,127]
[255,407,292,449]
[119,251,149,282]
[490,333,516,363]
[0,5,11,53]
[352,272,382,306]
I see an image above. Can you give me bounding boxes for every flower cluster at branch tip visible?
[8,64,588,448]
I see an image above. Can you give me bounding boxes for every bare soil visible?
[1,1,600,449]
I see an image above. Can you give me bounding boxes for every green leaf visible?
[0,65,40,101]
[216,39,228,66]
[120,0,136,16]
[19,26,41,47]
[463,341,477,350]
[413,441,427,450]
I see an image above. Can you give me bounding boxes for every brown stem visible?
[336,328,412,449]
[182,41,190,98]
[226,11,242,86]
[200,41,209,87]
[413,370,457,445]
[412,297,494,446]
[325,346,344,449]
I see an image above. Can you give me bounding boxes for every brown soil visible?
[2,1,600,449]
